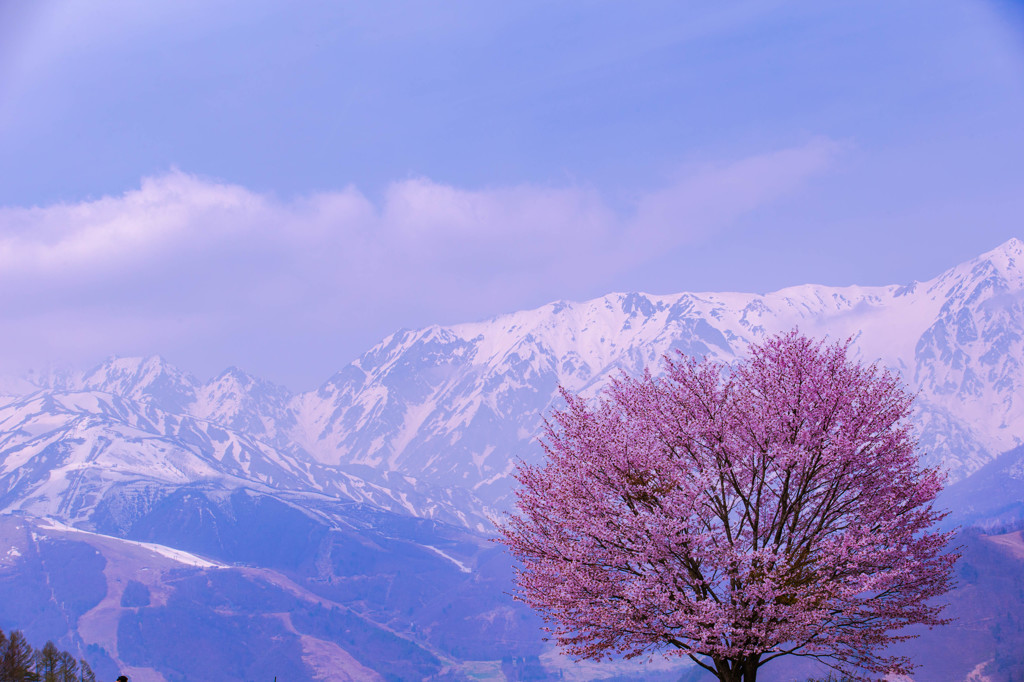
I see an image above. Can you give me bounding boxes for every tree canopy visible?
[499,332,956,682]
[0,628,97,682]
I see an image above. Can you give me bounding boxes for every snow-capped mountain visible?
[0,365,479,529]
[290,238,1024,517]
[193,366,297,445]
[1,238,1024,682]
[2,239,1023,531]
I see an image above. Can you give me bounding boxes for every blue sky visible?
[1,1,1023,388]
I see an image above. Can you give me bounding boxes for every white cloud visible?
[631,138,840,251]
[0,140,838,385]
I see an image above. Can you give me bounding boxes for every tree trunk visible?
[711,655,759,682]
[744,653,760,681]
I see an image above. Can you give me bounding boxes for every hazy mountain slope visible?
[2,240,1024,680]
[0,514,460,681]
[1,502,677,681]
[3,240,1022,530]
[289,238,1024,520]
[0,372,481,528]
[938,443,1024,529]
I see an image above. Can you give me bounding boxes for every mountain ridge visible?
[283,237,1024,518]
[2,238,1024,681]
[2,238,1022,529]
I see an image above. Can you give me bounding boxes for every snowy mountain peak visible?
[77,355,199,413]
[207,366,281,394]
[976,237,1024,286]
[192,365,296,441]
[4,239,1024,531]
[933,238,1024,293]
[984,236,1023,263]
[285,238,1024,522]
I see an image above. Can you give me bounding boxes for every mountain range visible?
[1,238,1023,680]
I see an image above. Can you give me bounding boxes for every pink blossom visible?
[498,331,956,682]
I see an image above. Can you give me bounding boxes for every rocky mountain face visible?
[1,238,1024,680]
[0,365,482,530]
[2,239,1023,531]
[290,237,1024,521]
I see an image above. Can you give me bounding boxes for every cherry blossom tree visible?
[499,331,955,682]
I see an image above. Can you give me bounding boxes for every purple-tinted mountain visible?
[1,238,1024,679]
[289,238,1024,524]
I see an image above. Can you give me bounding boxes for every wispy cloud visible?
[0,139,839,385]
